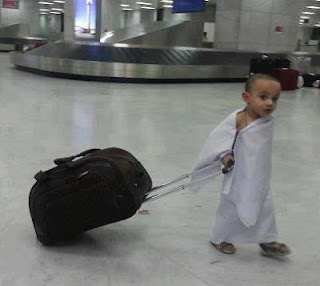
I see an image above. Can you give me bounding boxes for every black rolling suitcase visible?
[29,148,152,245]
[29,148,233,245]
[302,73,320,87]
[274,57,291,69]
[249,55,276,76]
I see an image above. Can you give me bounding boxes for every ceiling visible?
[37,0,216,15]
[36,0,320,28]
[300,0,320,27]
[119,0,215,10]
[38,1,65,15]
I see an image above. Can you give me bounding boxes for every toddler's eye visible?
[272,97,279,103]
[259,94,267,100]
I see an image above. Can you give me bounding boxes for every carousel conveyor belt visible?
[10,41,320,83]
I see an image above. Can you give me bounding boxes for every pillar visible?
[64,0,75,41]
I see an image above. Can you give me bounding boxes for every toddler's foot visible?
[211,241,236,254]
[259,242,291,257]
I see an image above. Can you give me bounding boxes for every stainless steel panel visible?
[11,41,320,82]
[0,24,30,38]
[101,20,203,48]
[11,52,249,79]
[0,24,47,45]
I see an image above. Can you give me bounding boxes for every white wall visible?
[101,0,122,33]
[123,10,141,28]
[215,0,303,51]
[204,22,215,42]
[120,9,157,29]
[298,26,313,45]
[0,0,40,35]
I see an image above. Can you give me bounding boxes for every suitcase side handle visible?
[54,148,101,165]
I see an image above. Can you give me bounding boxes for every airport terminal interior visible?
[1,0,320,285]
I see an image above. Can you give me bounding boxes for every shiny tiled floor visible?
[0,53,319,286]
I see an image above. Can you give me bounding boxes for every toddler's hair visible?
[245,73,280,93]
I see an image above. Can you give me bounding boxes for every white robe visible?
[191,108,278,244]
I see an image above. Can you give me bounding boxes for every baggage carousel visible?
[10,41,320,83]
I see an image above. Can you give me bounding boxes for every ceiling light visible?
[315,24,320,27]
[52,8,64,11]
[163,5,173,8]
[39,8,50,11]
[160,0,173,3]
[38,1,54,4]
[53,0,65,3]
[306,6,320,9]
[122,8,133,10]
[50,11,61,14]
[136,2,152,5]
[300,16,310,19]
[302,12,315,15]
[140,6,155,9]
[120,4,130,7]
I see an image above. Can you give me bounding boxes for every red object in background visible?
[138,209,150,215]
[275,68,299,91]
[2,0,19,9]
[275,26,284,33]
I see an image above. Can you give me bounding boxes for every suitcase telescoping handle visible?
[144,160,234,203]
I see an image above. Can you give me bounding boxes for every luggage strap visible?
[34,157,121,182]
[53,148,101,165]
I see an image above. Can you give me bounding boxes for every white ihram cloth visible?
[191,108,278,244]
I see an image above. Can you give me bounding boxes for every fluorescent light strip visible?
[300,16,310,19]
[53,0,65,3]
[120,4,130,7]
[39,1,54,4]
[163,5,173,8]
[122,8,133,10]
[306,6,320,9]
[160,0,173,3]
[302,12,315,15]
[52,8,64,11]
[141,6,155,9]
[40,8,50,11]
[136,2,152,5]
[50,11,61,14]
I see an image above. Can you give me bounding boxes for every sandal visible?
[211,241,236,254]
[259,242,291,257]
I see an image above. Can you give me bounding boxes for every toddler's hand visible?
[221,153,234,166]
[221,153,235,174]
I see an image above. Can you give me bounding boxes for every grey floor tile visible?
[0,54,319,286]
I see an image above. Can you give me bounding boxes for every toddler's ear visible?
[242,91,250,104]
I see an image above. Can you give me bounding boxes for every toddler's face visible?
[243,79,281,117]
